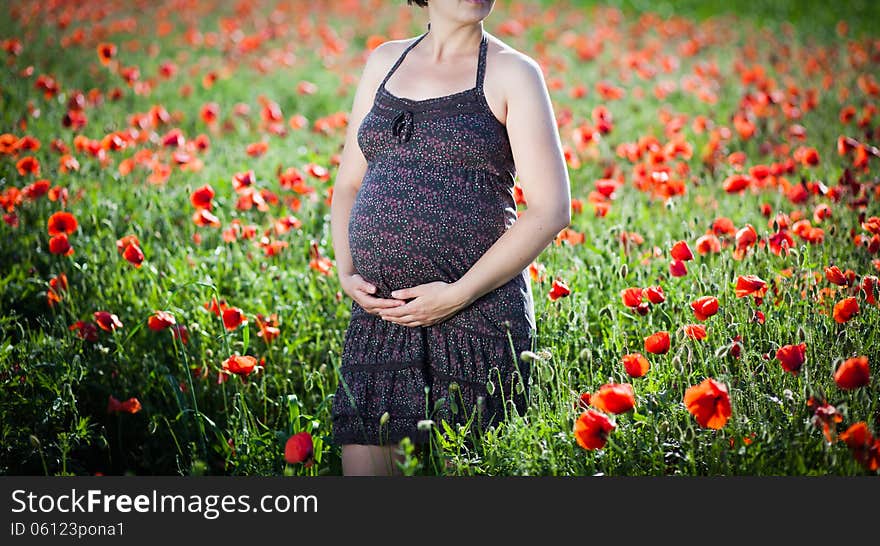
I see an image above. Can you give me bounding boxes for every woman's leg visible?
[342,444,406,476]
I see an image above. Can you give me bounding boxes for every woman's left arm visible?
[380,53,571,325]
[445,53,572,307]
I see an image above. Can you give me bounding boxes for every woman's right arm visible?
[330,41,405,314]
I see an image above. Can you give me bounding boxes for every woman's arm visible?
[331,42,410,314]
[330,47,379,279]
[443,53,572,308]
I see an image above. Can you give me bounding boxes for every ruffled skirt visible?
[330,278,535,446]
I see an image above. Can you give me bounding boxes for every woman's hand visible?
[339,272,405,316]
[378,281,473,327]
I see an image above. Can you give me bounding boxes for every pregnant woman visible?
[330,0,571,475]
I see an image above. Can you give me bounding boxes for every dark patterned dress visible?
[331,28,537,446]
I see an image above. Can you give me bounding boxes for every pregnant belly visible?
[348,163,514,297]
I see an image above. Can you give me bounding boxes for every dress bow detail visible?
[390,109,414,143]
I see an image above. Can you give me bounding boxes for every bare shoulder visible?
[485,34,546,100]
[363,35,419,76]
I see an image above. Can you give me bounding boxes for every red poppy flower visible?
[576,392,591,411]
[23,179,51,201]
[93,311,123,331]
[574,409,615,450]
[222,307,247,330]
[645,285,665,304]
[97,42,117,65]
[223,354,257,377]
[107,395,142,414]
[548,278,571,301]
[47,272,68,307]
[622,353,650,378]
[204,297,228,316]
[621,287,644,308]
[284,431,315,466]
[690,296,719,321]
[796,146,820,167]
[47,211,77,236]
[776,343,806,374]
[254,313,280,343]
[722,174,751,193]
[644,331,670,354]
[839,422,880,472]
[670,240,694,261]
[116,235,140,254]
[834,356,870,390]
[683,324,707,340]
[862,216,880,235]
[669,259,687,277]
[122,241,144,268]
[832,297,859,323]
[16,155,40,176]
[861,275,878,306]
[734,225,758,259]
[201,102,219,125]
[69,320,99,341]
[840,422,871,450]
[712,217,737,236]
[824,265,849,286]
[190,184,215,210]
[684,378,731,429]
[729,335,743,359]
[193,209,221,227]
[768,230,794,256]
[695,233,722,254]
[734,274,767,298]
[807,397,842,443]
[171,324,189,345]
[48,233,75,256]
[148,310,176,331]
[591,383,636,414]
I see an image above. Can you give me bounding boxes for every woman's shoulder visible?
[484,33,545,95]
[358,35,420,87]
[365,34,421,67]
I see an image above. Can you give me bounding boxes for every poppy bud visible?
[379,411,390,426]
[671,355,682,372]
[619,263,629,278]
[520,350,540,362]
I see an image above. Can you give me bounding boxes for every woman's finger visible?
[358,291,405,309]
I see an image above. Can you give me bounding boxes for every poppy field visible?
[1,0,879,476]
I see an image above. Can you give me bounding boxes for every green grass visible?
[0,0,877,475]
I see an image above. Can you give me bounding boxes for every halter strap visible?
[475,30,488,91]
[378,31,430,91]
[378,29,489,94]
